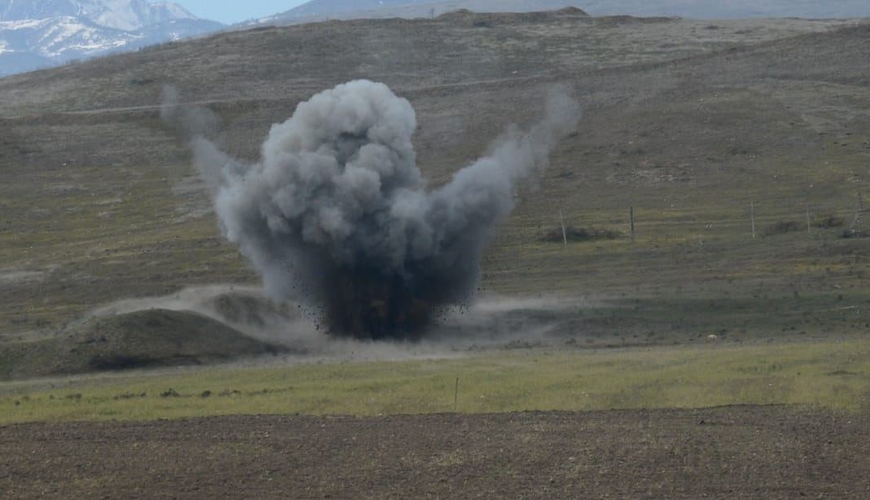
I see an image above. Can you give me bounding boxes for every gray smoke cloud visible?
[168,80,579,340]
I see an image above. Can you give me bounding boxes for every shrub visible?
[812,214,845,229]
[762,220,800,237]
[539,226,623,243]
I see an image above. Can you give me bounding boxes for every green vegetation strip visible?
[1,339,868,424]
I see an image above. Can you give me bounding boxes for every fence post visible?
[750,202,756,239]
[805,198,811,234]
[559,209,567,246]
[453,377,459,412]
[630,206,635,243]
[850,192,865,233]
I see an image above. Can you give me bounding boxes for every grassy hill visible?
[0,10,869,371]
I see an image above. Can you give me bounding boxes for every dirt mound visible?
[0,309,286,379]
[207,291,297,328]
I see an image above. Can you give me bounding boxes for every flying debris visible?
[165,80,579,340]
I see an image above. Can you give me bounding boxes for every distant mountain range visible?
[0,0,223,76]
[270,0,434,21]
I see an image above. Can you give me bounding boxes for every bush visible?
[762,220,801,237]
[539,226,623,243]
[812,214,845,229]
[841,229,867,239]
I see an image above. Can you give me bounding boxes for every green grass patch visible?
[1,339,868,425]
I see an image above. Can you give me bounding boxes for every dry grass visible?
[1,338,867,424]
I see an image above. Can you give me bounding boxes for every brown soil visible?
[1,406,868,499]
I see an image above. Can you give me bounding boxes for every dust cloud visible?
[163,80,579,341]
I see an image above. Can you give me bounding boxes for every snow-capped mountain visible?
[0,0,223,76]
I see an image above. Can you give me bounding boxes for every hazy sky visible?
[173,1,309,24]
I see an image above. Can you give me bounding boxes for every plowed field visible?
[2,406,868,499]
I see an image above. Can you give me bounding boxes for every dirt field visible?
[1,405,867,499]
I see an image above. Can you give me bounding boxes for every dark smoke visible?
[167,80,579,340]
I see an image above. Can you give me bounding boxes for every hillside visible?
[577,0,870,19]
[259,0,589,25]
[260,0,870,24]
[0,10,869,367]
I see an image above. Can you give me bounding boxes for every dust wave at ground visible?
[86,286,596,365]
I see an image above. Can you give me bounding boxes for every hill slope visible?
[577,0,870,19]
[264,0,870,23]
[259,0,589,25]
[0,12,868,354]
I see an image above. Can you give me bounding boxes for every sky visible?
[172,1,310,24]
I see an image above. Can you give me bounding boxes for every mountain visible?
[0,0,223,76]
[259,0,870,25]
[274,0,433,20]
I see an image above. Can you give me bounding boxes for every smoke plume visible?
[168,80,579,340]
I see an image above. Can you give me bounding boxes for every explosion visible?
[166,80,579,340]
